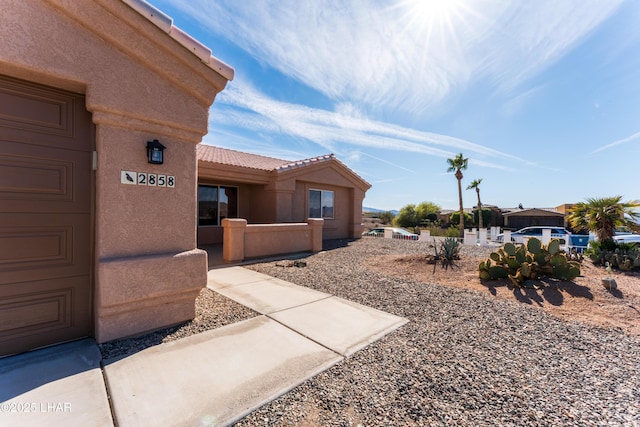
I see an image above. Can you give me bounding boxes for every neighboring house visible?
[501,208,565,229]
[435,205,568,229]
[555,204,575,214]
[555,204,576,229]
[0,0,232,355]
[197,145,371,246]
[480,204,503,227]
[437,208,474,227]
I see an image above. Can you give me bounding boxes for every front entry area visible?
[0,76,93,357]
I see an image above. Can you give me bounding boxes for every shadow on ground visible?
[479,278,596,307]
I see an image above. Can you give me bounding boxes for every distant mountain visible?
[363,206,398,215]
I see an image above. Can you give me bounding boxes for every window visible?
[309,189,334,219]
[198,185,238,226]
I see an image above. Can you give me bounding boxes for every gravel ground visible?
[232,238,640,427]
[98,288,258,360]
[97,238,640,426]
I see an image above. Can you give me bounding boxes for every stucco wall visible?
[198,226,223,246]
[1,0,230,343]
[287,161,368,239]
[249,186,278,223]
[96,126,198,256]
[222,219,324,262]
[293,181,350,239]
[197,158,369,243]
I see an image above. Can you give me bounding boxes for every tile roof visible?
[275,154,335,172]
[197,145,293,171]
[198,145,340,172]
[197,145,370,189]
[502,207,562,215]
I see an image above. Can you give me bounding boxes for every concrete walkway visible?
[0,266,408,426]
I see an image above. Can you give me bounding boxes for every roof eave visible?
[276,156,371,191]
[121,0,234,81]
[198,161,271,184]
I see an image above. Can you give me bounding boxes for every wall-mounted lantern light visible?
[146,139,165,165]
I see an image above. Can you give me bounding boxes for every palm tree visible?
[567,196,640,242]
[446,153,468,237]
[467,178,483,229]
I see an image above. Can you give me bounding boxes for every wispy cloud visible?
[158,0,622,113]
[482,1,623,94]
[203,127,308,160]
[592,131,640,154]
[209,80,521,170]
[355,151,416,174]
[501,84,547,116]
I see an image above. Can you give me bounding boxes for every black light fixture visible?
[146,139,165,164]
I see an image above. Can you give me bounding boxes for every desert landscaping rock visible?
[602,277,618,290]
[99,288,258,360]
[98,238,639,425]
[236,238,640,426]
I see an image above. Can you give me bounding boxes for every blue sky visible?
[148,0,639,211]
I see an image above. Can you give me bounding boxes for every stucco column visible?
[223,218,247,263]
[92,124,208,343]
[349,188,366,238]
[478,228,488,245]
[490,226,500,241]
[265,179,296,222]
[464,229,477,245]
[307,218,324,252]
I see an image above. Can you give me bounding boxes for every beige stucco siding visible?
[95,126,198,257]
[285,161,369,239]
[1,0,231,343]
[197,156,370,244]
[293,181,350,239]
[2,0,224,137]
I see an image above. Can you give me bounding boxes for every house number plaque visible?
[121,170,175,188]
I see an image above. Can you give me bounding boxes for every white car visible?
[496,226,571,244]
[363,227,419,240]
[390,228,419,240]
[613,234,640,244]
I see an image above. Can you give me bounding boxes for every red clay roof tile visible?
[197,145,370,188]
[197,145,336,172]
[197,144,290,171]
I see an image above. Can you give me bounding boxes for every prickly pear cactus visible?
[527,238,541,254]
[503,243,516,256]
[478,237,581,286]
[548,239,560,255]
[587,242,640,271]
[488,265,509,279]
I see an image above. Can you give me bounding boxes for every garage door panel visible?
[0,215,90,285]
[0,140,91,213]
[1,75,93,356]
[0,288,73,336]
[0,277,91,350]
[0,77,91,149]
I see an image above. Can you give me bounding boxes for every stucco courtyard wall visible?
[1,0,231,342]
[222,219,324,263]
[197,181,267,246]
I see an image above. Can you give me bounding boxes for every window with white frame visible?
[198,185,238,226]
[309,189,334,219]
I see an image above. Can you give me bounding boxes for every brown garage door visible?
[0,76,93,357]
